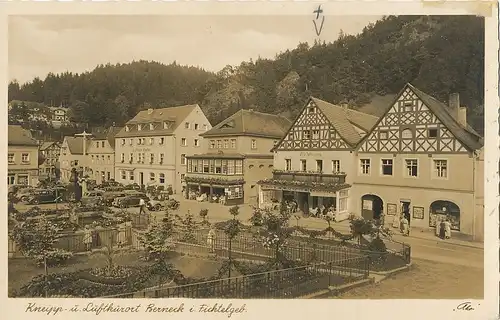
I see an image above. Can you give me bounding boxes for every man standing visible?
[139,197,146,215]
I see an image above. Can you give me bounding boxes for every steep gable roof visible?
[92,126,124,148]
[201,109,292,138]
[115,105,198,138]
[40,141,60,151]
[63,136,91,155]
[311,97,379,146]
[8,125,38,146]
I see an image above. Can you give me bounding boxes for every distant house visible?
[58,136,92,182]
[87,126,123,184]
[39,141,61,181]
[8,125,39,186]
[114,105,212,193]
[185,109,291,205]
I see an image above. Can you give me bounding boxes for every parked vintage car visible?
[102,191,126,206]
[17,187,40,202]
[81,190,104,206]
[25,189,65,205]
[123,183,141,191]
[112,194,150,208]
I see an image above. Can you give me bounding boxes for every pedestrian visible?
[207,225,216,253]
[83,225,92,251]
[435,217,441,237]
[439,219,446,239]
[401,216,409,236]
[139,197,146,215]
[444,218,452,239]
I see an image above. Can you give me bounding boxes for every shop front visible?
[184,176,245,206]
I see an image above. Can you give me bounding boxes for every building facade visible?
[39,141,61,181]
[258,98,378,220]
[114,105,212,193]
[58,136,92,182]
[8,125,40,186]
[87,126,122,184]
[353,84,484,240]
[260,84,484,240]
[185,109,292,205]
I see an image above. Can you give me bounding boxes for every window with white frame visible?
[149,138,154,145]
[184,122,190,129]
[360,159,371,175]
[121,170,126,180]
[312,130,320,140]
[285,159,292,171]
[129,154,134,163]
[203,160,209,173]
[21,153,29,163]
[235,160,243,174]
[210,140,215,149]
[159,153,164,164]
[181,154,186,165]
[129,139,133,146]
[231,139,236,149]
[101,141,105,148]
[125,126,130,132]
[332,160,340,173]
[159,173,165,184]
[96,142,99,148]
[137,138,142,145]
[251,139,257,149]
[194,139,200,147]
[150,172,155,182]
[223,140,229,149]
[405,159,418,177]
[150,153,154,164]
[316,160,323,172]
[8,153,14,164]
[403,101,413,112]
[138,124,142,131]
[227,160,235,175]
[428,128,438,138]
[159,137,165,145]
[181,138,187,146]
[401,129,413,139]
[433,159,448,178]
[217,140,222,149]
[338,190,348,212]
[300,159,307,172]
[303,130,311,139]
[121,139,125,146]
[379,130,388,140]
[194,123,199,130]
[181,174,185,181]
[149,123,154,130]
[107,155,111,164]
[381,159,393,176]
[121,153,125,163]
[129,171,134,181]
[203,124,208,131]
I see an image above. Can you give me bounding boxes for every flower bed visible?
[79,266,136,285]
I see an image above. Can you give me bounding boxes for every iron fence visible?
[103,256,370,299]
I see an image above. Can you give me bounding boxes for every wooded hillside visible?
[8,15,484,135]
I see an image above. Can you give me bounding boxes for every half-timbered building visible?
[258,97,378,220]
[354,83,484,240]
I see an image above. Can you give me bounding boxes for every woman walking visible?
[401,216,409,236]
[444,218,452,239]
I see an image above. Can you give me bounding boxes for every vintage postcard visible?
[2,1,498,320]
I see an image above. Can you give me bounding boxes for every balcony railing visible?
[272,170,346,184]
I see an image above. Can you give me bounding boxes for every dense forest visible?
[8,15,485,137]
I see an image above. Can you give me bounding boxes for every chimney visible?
[449,93,467,127]
[147,108,154,115]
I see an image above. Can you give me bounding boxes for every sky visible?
[8,15,381,84]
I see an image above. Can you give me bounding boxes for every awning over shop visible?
[310,191,339,197]
[258,179,351,194]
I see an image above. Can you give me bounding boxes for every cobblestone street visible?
[337,258,484,299]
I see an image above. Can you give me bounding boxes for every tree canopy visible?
[8,15,484,135]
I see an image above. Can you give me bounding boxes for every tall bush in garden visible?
[216,205,243,278]
[179,212,197,243]
[349,217,375,245]
[9,216,72,267]
[260,207,293,269]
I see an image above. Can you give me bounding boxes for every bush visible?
[199,209,209,221]
[34,249,73,267]
[367,236,387,253]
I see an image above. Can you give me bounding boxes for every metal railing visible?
[103,257,370,299]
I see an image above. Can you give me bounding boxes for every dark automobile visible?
[112,194,150,208]
[81,190,104,206]
[25,189,65,205]
[123,183,141,191]
[102,191,126,206]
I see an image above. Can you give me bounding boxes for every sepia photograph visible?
[5,7,493,305]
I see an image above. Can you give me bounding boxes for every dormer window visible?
[163,122,168,129]
[125,126,129,132]
[149,123,154,130]
[137,124,142,131]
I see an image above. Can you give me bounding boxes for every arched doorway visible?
[361,194,384,221]
[429,200,460,231]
